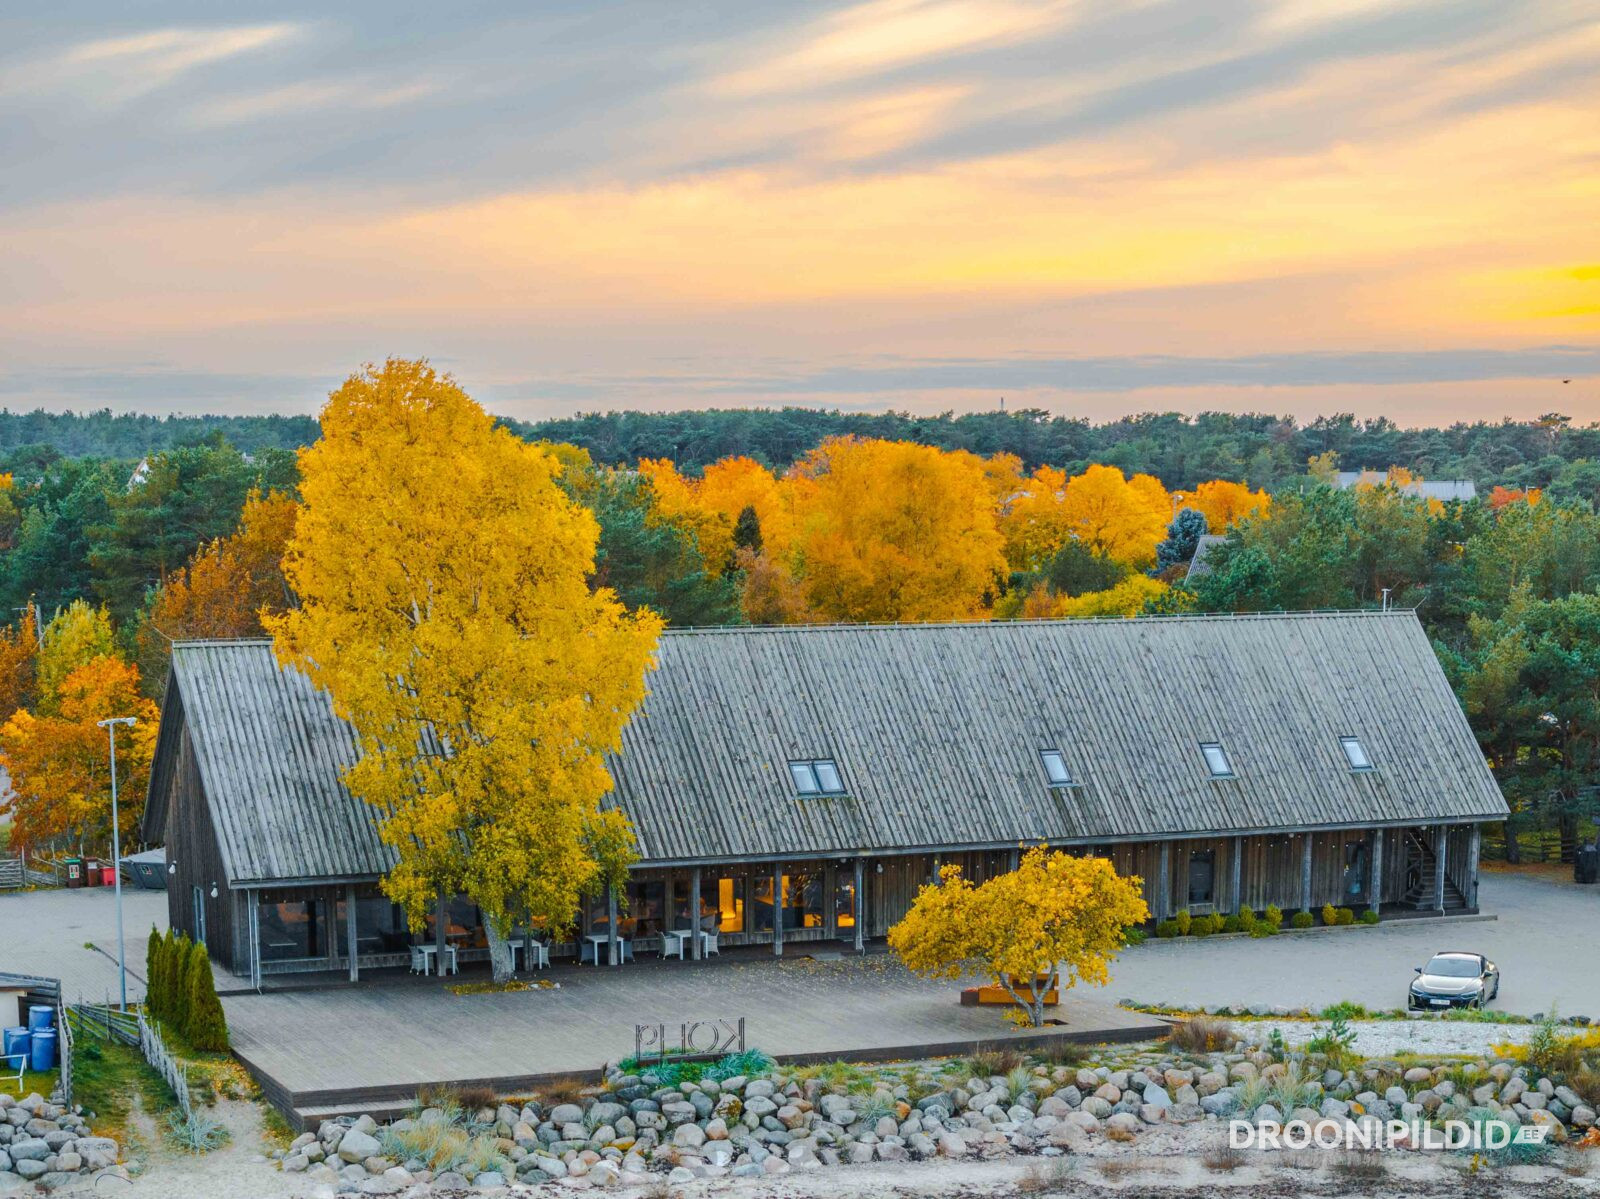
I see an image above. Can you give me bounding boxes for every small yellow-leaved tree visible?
[888,847,1149,1027]
[268,359,662,982]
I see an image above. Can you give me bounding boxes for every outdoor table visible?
[417,944,458,975]
[585,934,613,965]
[661,930,690,959]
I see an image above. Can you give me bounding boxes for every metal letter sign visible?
[634,1017,745,1064]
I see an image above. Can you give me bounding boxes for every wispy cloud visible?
[708,0,1080,97]
[189,79,439,128]
[5,23,305,105]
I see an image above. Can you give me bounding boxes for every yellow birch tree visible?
[266,359,662,982]
[888,847,1148,1027]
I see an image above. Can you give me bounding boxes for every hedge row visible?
[1153,904,1378,939]
[145,926,229,1051]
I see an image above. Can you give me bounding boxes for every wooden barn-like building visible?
[142,611,1509,985]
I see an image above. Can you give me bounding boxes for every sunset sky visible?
[3,1,1598,422]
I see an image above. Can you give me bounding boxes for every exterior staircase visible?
[1399,829,1469,912]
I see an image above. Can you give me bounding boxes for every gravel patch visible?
[1266,1018,1537,1058]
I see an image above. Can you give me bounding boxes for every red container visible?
[101,865,117,886]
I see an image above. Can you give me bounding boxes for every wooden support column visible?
[345,884,359,983]
[1230,836,1243,913]
[248,890,262,991]
[1008,848,1021,872]
[1156,842,1170,921]
[853,857,866,953]
[1466,825,1481,910]
[325,887,340,971]
[1369,829,1385,911]
[773,865,784,957]
[435,886,447,977]
[690,867,703,961]
[607,885,619,967]
[1300,834,1313,912]
[1432,824,1448,912]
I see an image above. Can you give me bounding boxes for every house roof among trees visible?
[144,612,1507,881]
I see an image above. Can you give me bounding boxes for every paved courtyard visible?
[0,883,167,1003]
[1107,869,1599,1017]
[221,954,1158,1113]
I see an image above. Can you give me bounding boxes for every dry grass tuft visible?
[1096,1154,1142,1179]
[1016,1158,1073,1193]
[1202,1141,1244,1172]
[1329,1149,1387,1183]
[1168,1015,1236,1054]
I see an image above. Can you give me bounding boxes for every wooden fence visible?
[137,1009,192,1120]
[0,857,21,889]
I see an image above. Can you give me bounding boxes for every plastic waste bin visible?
[64,858,83,888]
[101,864,118,886]
[29,1028,56,1072]
[26,1005,53,1032]
[1577,843,1599,885]
[1,1028,28,1064]
[82,857,102,887]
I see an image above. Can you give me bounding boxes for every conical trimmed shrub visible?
[145,926,163,1019]
[184,941,229,1051]
[168,931,192,1033]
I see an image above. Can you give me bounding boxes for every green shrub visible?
[1263,905,1283,932]
[1191,918,1213,938]
[1220,915,1241,933]
[1321,903,1337,927]
[1291,911,1314,930]
[185,941,230,1052]
[166,931,193,1033]
[145,927,163,1020]
[1237,905,1257,933]
[1360,909,1380,925]
[1321,1001,1369,1021]
[1175,909,1192,936]
[1123,927,1147,946]
[1336,907,1355,926]
[1155,919,1180,938]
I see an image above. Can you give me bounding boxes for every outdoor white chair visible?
[700,931,719,957]
[661,930,687,960]
[2,1051,24,1096]
[409,946,427,975]
[524,941,549,970]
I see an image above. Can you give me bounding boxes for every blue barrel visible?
[27,1005,54,1032]
[3,1028,30,1064]
[29,1028,56,1072]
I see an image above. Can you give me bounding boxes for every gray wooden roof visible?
[144,640,396,886]
[144,612,1506,880]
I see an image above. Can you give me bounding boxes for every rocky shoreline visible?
[271,1031,1598,1196]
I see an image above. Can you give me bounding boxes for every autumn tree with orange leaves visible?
[0,609,37,721]
[780,437,1007,623]
[0,654,158,853]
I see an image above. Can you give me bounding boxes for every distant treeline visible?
[4,405,1595,490]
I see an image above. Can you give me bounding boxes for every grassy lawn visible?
[69,1036,178,1142]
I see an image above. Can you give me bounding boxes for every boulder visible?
[336,1129,381,1163]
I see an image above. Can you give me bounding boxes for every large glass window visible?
[1343,839,1368,899]
[1187,850,1215,906]
[783,871,825,931]
[714,876,746,934]
[626,879,667,939]
[334,885,409,956]
[257,891,324,962]
[834,872,857,930]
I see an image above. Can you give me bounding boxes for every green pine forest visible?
[2,404,1598,864]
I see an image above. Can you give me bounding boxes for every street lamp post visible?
[98,715,138,1011]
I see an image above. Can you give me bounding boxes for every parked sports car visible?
[1408,951,1499,1010]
